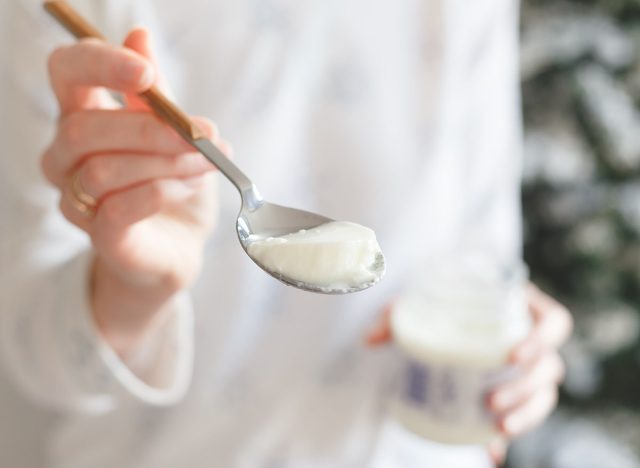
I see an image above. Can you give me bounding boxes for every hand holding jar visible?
[366,254,573,464]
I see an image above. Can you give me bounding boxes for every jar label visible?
[400,357,518,425]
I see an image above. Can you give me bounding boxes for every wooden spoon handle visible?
[43,0,206,141]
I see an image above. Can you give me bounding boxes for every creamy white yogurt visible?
[246,221,383,290]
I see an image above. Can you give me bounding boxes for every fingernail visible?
[119,60,153,85]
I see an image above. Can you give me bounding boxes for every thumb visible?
[122,27,171,109]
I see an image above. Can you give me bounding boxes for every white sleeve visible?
[0,251,194,413]
[0,1,194,413]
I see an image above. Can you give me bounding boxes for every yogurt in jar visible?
[391,256,530,444]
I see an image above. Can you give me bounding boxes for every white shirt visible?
[0,0,522,467]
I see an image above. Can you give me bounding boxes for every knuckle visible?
[138,115,161,148]
[47,46,67,78]
[148,180,168,206]
[100,199,121,224]
[40,148,57,185]
[81,158,108,195]
[173,152,202,172]
[171,153,189,172]
[58,113,88,149]
[79,39,107,78]
[500,418,518,439]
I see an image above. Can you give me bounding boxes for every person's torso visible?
[1,1,521,466]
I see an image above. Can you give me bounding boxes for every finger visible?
[488,353,565,413]
[121,28,171,110]
[487,438,507,466]
[48,39,155,115]
[121,29,226,149]
[365,306,393,347]
[498,386,558,438]
[510,285,573,364]
[93,176,206,231]
[43,111,217,185]
[76,152,213,203]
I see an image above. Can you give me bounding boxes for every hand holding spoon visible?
[44,0,385,294]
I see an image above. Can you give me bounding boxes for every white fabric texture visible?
[0,0,521,467]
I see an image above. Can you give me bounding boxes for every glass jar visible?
[391,253,530,444]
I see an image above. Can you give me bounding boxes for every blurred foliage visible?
[514,0,640,464]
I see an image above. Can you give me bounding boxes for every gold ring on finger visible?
[69,172,98,217]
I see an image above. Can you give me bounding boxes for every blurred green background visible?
[510,0,640,466]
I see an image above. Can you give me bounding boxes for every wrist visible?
[91,256,186,357]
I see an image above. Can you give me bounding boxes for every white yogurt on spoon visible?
[247,221,384,291]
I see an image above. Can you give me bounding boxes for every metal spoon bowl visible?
[236,201,386,294]
[192,140,385,294]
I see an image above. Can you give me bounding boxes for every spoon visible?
[44,0,385,294]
